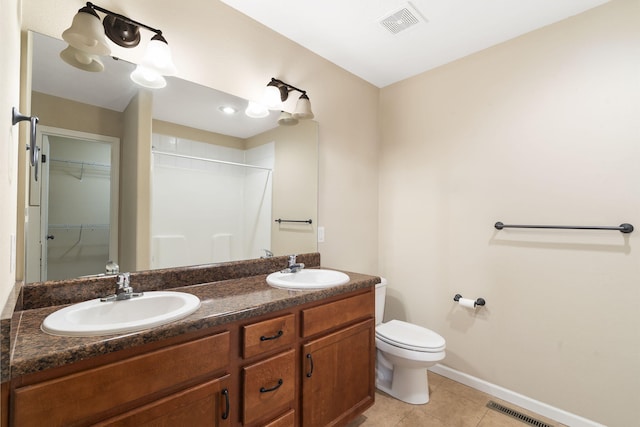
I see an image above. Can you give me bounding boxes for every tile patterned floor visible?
[347,372,567,427]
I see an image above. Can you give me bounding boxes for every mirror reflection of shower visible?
[151,134,273,268]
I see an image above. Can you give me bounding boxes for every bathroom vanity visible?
[3,254,378,426]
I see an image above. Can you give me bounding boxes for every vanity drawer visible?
[264,409,295,427]
[243,349,295,425]
[243,313,295,358]
[12,331,230,427]
[301,291,374,337]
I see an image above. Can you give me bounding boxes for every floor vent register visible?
[486,400,554,427]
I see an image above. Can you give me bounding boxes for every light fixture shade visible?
[292,93,314,119]
[60,45,105,72]
[277,111,298,126]
[130,65,167,88]
[139,34,177,76]
[263,84,283,110]
[245,101,269,118]
[62,6,111,56]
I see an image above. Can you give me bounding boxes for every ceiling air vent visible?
[379,2,425,35]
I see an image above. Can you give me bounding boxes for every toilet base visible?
[376,361,431,405]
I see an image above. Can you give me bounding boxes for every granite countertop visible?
[10,269,378,379]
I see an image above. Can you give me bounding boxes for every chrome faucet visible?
[281,254,305,273]
[100,273,143,302]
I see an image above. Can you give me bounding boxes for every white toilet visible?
[375,278,446,404]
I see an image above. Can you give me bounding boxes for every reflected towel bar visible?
[494,222,634,233]
[275,218,312,224]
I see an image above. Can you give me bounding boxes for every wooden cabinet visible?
[263,409,295,427]
[95,374,231,426]
[11,332,230,427]
[301,319,375,427]
[9,286,375,427]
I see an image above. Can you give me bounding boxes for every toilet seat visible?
[376,320,445,352]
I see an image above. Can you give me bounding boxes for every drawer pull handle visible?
[221,388,230,420]
[306,353,314,378]
[260,330,284,341]
[260,378,283,393]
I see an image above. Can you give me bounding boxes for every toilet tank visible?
[375,278,387,325]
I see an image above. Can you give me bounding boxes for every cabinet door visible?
[302,319,375,427]
[95,374,231,427]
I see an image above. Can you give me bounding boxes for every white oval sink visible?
[42,291,201,337]
[266,269,350,290]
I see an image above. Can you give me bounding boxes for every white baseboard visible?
[429,364,606,427]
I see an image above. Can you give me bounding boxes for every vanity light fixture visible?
[61,2,176,88]
[59,45,105,72]
[246,78,314,123]
[245,101,270,118]
[277,111,298,126]
[263,80,287,110]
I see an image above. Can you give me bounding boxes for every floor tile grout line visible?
[475,407,492,427]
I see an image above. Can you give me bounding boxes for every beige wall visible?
[19,0,380,276]
[248,120,319,255]
[120,90,152,272]
[379,1,639,426]
[31,92,123,137]
[0,0,22,308]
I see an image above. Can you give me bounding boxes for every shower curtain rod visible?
[152,150,273,171]
[494,221,634,233]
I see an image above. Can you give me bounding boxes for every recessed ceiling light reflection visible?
[219,105,238,115]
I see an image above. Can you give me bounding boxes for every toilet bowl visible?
[375,278,446,404]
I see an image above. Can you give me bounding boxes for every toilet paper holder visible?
[454,294,486,307]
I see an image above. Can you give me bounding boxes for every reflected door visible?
[28,127,120,282]
[43,136,111,280]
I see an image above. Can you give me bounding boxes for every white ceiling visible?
[221,0,610,88]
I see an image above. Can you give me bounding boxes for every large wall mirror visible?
[23,32,318,283]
